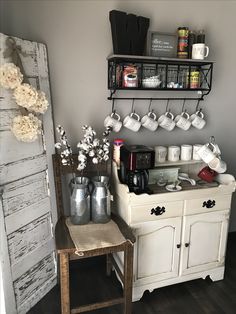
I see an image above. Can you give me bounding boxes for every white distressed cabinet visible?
[112,162,236,301]
[0,33,57,314]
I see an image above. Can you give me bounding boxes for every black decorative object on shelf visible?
[109,10,150,55]
[202,200,216,208]
[107,54,214,101]
[151,206,166,216]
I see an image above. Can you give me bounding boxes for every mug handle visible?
[205,46,209,58]
[196,110,204,118]
[148,111,157,120]
[181,111,190,119]
[130,112,140,121]
[165,111,174,120]
[111,112,121,121]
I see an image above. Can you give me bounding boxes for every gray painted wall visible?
[1,0,236,230]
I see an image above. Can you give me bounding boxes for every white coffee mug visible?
[192,43,209,60]
[168,146,180,162]
[158,111,175,131]
[141,111,158,131]
[174,111,191,131]
[208,157,227,174]
[123,112,141,132]
[192,144,203,161]
[197,143,217,163]
[155,146,167,163]
[181,144,193,161]
[104,112,122,132]
[190,110,206,130]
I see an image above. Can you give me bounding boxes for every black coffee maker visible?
[119,145,155,194]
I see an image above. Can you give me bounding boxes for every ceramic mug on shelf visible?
[168,146,180,162]
[155,146,167,163]
[196,143,217,163]
[123,112,141,132]
[190,110,206,130]
[104,112,122,132]
[141,111,159,131]
[158,111,175,131]
[192,43,209,60]
[192,144,203,161]
[198,166,217,183]
[174,111,191,131]
[208,157,227,174]
[180,144,193,161]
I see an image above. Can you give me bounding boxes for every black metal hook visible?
[112,98,116,113]
[131,98,135,113]
[148,98,153,112]
[181,99,186,112]
[165,99,170,112]
[196,99,201,112]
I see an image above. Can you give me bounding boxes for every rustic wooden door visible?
[0,33,57,314]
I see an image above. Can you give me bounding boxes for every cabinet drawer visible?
[130,200,183,224]
[184,194,232,215]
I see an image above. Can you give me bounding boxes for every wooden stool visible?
[53,154,135,314]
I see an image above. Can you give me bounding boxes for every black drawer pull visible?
[177,244,181,249]
[202,200,216,208]
[151,206,166,216]
[185,243,190,247]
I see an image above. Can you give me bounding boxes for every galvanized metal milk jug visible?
[70,176,90,225]
[91,176,111,223]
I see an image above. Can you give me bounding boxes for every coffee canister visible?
[177,27,189,59]
[190,69,200,89]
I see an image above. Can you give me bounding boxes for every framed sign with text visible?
[147,31,177,58]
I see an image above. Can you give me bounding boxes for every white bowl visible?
[142,79,161,88]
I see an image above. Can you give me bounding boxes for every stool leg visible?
[123,243,134,314]
[106,254,112,276]
[60,253,70,314]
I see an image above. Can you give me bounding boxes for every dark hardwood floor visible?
[28,232,236,314]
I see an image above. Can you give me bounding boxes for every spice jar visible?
[113,138,124,168]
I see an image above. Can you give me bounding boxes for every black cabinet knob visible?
[177,244,181,249]
[150,206,166,216]
[202,200,216,208]
[185,243,190,247]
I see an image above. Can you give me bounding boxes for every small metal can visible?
[177,27,189,59]
[190,70,200,89]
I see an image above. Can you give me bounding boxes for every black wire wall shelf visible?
[107,54,214,101]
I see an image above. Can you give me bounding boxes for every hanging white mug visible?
[190,110,206,130]
[174,111,191,131]
[141,111,159,131]
[158,111,175,131]
[104,112,122,132]
[123,112,141,132]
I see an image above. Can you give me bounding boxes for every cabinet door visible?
[180,210,229,276]
[134,217,182,285]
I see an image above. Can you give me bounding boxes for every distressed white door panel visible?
[0,130,44,165]
[2,172,48,217]
[18,275,57,314]
[0,87,18,109]
[8,213,52,266]
[13,253,56,308]
[0,109,20,131]
[5,197,51,235]
[0,37,39,77]
[11,238,55,281]
[0,32,56,314]
[0,153,47,185]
